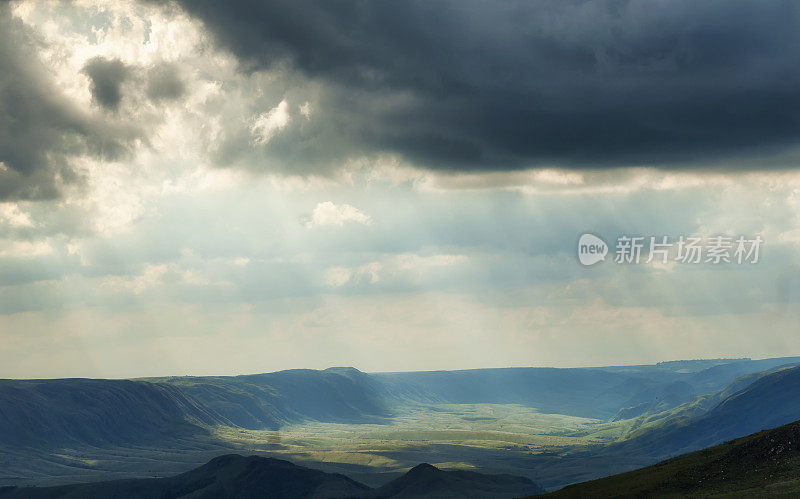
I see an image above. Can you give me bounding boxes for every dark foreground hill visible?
[537,418,800,498]
[369,463,543,498]
[0,455,543,499]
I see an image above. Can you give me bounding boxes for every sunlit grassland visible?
[207,403,627,470]
[0,403,638,490]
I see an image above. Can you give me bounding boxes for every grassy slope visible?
[0,379,220,447]
[539,419,800,498]
[375,358,800,422]
[605,366,800,460]
[374,367,693,420]
[145,367,393,429]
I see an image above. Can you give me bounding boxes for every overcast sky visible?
[1,0,800,378]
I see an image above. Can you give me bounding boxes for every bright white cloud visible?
[0,203,34,228]
[250,100,291,145]
[306,201,373,228]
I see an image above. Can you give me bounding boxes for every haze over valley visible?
[3,357,800,493]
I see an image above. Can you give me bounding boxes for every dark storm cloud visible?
[82,57,129,110]
[174,0,800,171]
[0,6,139,201]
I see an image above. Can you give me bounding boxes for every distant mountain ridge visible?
[0,379,220,448]
[374,356,800,419]
[145,367,392,430]
[2,357,800,453]
[0,455,543,499]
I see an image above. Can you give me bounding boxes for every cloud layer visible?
[175,0,800,172]
[1,0,800,377]
[0,5,140,200]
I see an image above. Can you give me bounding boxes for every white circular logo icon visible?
[578,233,608,266]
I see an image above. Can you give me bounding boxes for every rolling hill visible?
[376,357,800,420]
[0,379,220,448]
[4,357,797,452]
[375,367,692,420]
[149,367,392,429]
[0,367,394,450]
[369,462,543,498]
[609,365,800,459]
[3,357,800,489]
[0,455,543,499]
[539,418,800,497]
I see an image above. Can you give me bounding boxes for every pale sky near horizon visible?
[2,0,800,378]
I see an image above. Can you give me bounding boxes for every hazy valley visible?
[3,357,800,494]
